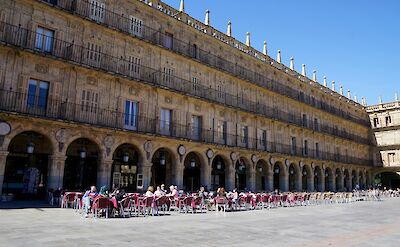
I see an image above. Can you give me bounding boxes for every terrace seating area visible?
[55,188,398,219]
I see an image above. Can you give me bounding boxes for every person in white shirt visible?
[145,186,154,197]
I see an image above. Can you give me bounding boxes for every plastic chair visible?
[92,197,113,218]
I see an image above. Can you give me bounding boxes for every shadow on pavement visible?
[0,200,58,209]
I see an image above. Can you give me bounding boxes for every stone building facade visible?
[367,99,400,188]
[0,0,374,198]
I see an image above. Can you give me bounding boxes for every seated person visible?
[154,186,163,197]
[167,185,179,198]
[145,186,154,197]
[82,186,98,217]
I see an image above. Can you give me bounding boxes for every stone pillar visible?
[201,160,211,190]
[280,172,289,192]
[320,174,326,192]
[295,173,302,192]
[266,172,273,192]
[0,151,9,194]
[226,160,235,191]
[173,156,184,189]
[141,161,152,192]
[248,168,256,192]
[47,154,67,190]
[97,158,113,189]
[307,174,314,192]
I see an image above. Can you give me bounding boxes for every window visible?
[191,115,202,140]
[124,100,138,130]
[335,147,340,161]
[241,126,248,145]
[385,115,392,126]
[216,120,227,142]
[129,16,143,37]
[192,77,200,94]
[388,153,395,165]
[160,108,172,135]
[259,130,267,149]
[314,118,319,131]
[81,90,98,113]
[164,32,173,49]
[315,142,320,158]
[217,84,225,99]
[35,27,54,53]
[191,44,198,59]
[89,0,105,23]
[162,67,174,86]
[27,79,49,109]
[128,56,141,77]
[303,140,308,156]
[86,42,102,64]
[373,117,379,127]
[291,137,297,155]
[302,114,307,127]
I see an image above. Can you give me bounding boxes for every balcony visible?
[0,21,370,145]
[0,89,372,166]
[35,0,370,127]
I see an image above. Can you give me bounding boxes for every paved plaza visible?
[0,198,399,247]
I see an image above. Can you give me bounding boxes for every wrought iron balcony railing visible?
[35,0,370,127]
[0,21,370,145]
[0,89,372,166]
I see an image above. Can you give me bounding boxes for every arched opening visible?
[183,152,201,192]
[288,164,297,192]
[301,166,309,191]
[314,166,322,192]
[335,168,342,191]
[325,167,334,191]
[351,170,357,189]
[64,138,99,191]
[151,148,173,187]
[255,160,269,191]
[273,162,285,191]
[211,155,226,190]
[111,143,140,192]
[374,172,400,189]
[235,158,248,191]
[344,169,350,191]
[3,131,53,199]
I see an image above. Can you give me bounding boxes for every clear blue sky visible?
[163,0,400,105]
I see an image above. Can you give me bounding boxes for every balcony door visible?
[124,100,138,130]
[160,108,172,136]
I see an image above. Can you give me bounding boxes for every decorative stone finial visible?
[312,70,317,82]
[379,95,382,104]
[227,20,232,37]
[205,10,210,25]
[179,0,184,12]
[263,41,267,55]
[301,64,306,76]
[347,90,351,99]
[339,85,343,95]
[395,92,398,102]
[331,80,335,91]
[354,95,358,103]
[246,32,251,47]
[277,50,281,63]
[323,76,327,87]
[290,57,294,70]
[362,97,367,106]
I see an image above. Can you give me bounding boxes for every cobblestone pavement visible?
[0,198,399,247]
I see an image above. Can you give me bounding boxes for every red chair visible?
[179,196,193,213]
[138,197,155,216]
[154,196,168,215]
[191,197,206,213]
[238,196,247,210]
[214,196,227,212]
[61,192,76,208]
[92,197,113,218]
[119,197,135,218]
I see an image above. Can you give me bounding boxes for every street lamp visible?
[258,166,263,172]
[122,152,129,163]
[26,142,35,154]
[274,167,280,174]
[216,160,222,170]
[160,153,166,165]
[190,159,196,168]
[79,149,86,159]
[303,170,307,176]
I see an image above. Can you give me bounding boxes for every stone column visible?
[248,168,256,192]
[201,159,211,190]
[0,151,9,194]
[266,172,273,192]
[307,174,314,192]
[226,160,235,191]
[97,158,113,189]
[173,156,184,189]
[295,173,302,192]
[280,172,289,192]
[47,154,67,190]
[320,174,326,192]
[141,161,152,192]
